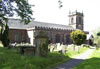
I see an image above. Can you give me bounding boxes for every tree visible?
[58,0,63,8]
[0,0,33,24]
[93,30,100,49]
[0,0,33,47]
[71,30,86,45]
[97,32,100,36]
[1,24,9,47]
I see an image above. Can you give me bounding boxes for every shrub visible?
[70,30,86,45]
[97,32,100,36]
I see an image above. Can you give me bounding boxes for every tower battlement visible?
[69,11,84,30]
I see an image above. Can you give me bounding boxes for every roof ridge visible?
[8,18,74,30]
[8,18,70,27]
[32,21,71,27]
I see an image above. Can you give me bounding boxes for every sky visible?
[29,0,100,33]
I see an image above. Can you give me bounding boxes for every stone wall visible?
[9,28,73,45]
[34,29,73,45]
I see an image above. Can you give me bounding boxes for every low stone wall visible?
[19,46,35,56]
[23,47,35,55]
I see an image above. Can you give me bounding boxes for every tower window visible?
[79,17,82,23]
[71,17,73,24]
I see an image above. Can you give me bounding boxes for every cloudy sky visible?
[29,0,100,33]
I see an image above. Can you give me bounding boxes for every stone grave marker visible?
[35,31,48,57]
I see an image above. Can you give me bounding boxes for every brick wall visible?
[9,29,27,43]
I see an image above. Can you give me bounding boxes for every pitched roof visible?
[7,19,28,29]
[7,19,74,30]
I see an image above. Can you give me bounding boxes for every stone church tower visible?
[69,11,84,30]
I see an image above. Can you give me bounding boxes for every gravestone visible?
[61,44,67,54]
[48,43,55,52]
[35,31,48,57]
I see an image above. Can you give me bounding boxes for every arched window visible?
[55,34,60,43]
[14,32,21,43]
[71,17,73,24]
[79,17,82,23]
[66,35,70,44]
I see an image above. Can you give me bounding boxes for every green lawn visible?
[74,48,100,69]
[66,46,89,58]
[0,45,89,69]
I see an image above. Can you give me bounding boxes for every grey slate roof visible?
[7,19,27,29]
[7,19,74,30]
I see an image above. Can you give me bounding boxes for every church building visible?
[7,11,88,45]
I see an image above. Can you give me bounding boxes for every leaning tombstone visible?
[35,31,48,57]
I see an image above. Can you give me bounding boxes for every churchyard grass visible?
[0,45,89,69]
[66,45,89,58]
[0,47,70,69]
[74,48,100,69]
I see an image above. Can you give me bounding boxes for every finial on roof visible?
[82,10,83,14]
[69,10,71,14]
[75,9,77,13]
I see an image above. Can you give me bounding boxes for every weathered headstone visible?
[48,44,56,52]
[35,31,48,57]
[61,44,67,54]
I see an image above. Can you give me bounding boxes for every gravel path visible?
[53,47,95,69]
